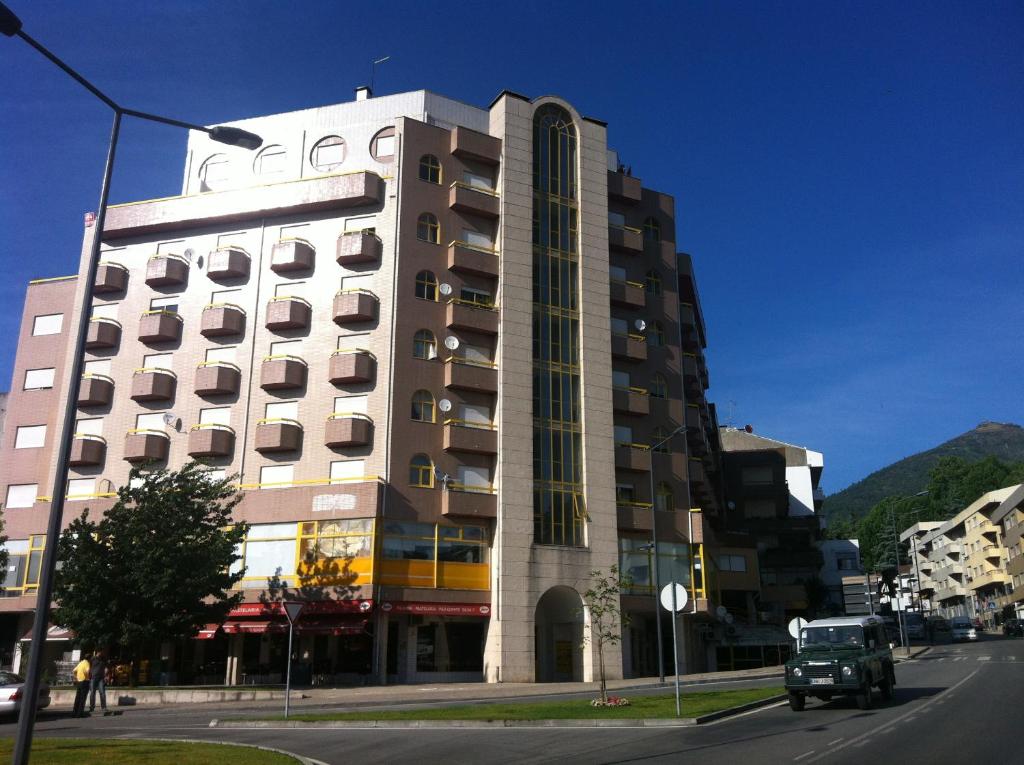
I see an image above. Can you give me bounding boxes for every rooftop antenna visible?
[726,399,736,427]
[370,56,390,93]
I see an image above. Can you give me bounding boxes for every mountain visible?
[824,421,1024,520]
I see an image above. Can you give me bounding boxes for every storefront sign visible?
[380,601,490,617]
[228,599,373,618]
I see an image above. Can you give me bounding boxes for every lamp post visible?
[1,5,262,763]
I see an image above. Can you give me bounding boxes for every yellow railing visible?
[335,288,378,298]
[276,236,315,248]
[212,245,250,256]
[126,428,170,438]
[197,360,241,371]
[609,222,643,234]
[203,302,246,313]
[133,367,177,378]
[189,423,236,434]
[89,317,122,327]
[450,180,499,197]
[72,433,107,443]
[141,309,182,319]
[29,274,77,284]
[81,372,114,383]
[616,500,653,510]
[448,240,498,255]
[237,475,383,490]
[269,295,312,306]
[445,355,497,369]
[615,441,650,450]
[447,296,497,310]
[148,252,189,265]
[263,354,308,365]
[98,260,128,270]
[331,348,376,360]
[613,385,649,395]
[256,418,302,428]
[443,418,497,431]
[448,482,497,495]
[327,412,373,422]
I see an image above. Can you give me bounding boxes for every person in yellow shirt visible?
[72,654,91,718]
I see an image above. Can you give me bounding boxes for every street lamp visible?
[1,5,262,763]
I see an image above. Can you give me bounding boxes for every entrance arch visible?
[534,586,584,682]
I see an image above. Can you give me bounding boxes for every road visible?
[8,635,1021,764]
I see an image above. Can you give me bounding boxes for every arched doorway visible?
[535,586,584,682]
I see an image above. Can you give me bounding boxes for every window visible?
[91,303,118,320]
[199,154,231,191]
[460,403,491,427]
[371,127,396,160]
[415,270,438,301]
[456,465,491,490]
[460,286,493,307]
[74,418,103,436]
[150,296,179,313]
[143,352,173,370]
[199,407,231,426]
[649,373,668,399]
[205,346,237,363]
[66,478,95,499]
[614,425,633,445]
[265,401,298,420]
[254,144,287,176]
[260,464,294,489]
[239,523,297,582]
[413,329,437,359]
[417,213,440,244]
[610,317,629,335]
[643,217,661,243]
[136,412,167,431]
[741,466,774,486]
[274,281,308,299]
[655,482,674,513]
[15,425,46,449]
[419,154,441,184]
[608,211,626,228]
[409,454,433,487]
[461,229,493,250]
[647,321,665,347]
[330,459,366,481]
[31,314,63,336]
[5,484,38,509]
[310,135,346,172]
[652,427,671,453]
[334,395,368,414]
[344,215,376,234]
[612,370,630,389]
[411,390,435,422]
[615,484,636,503]
[270,339,302,357]
[463,170,493,190]
[719,554,747,572]
[645,270,662,295]
[84,359,112,376]
[609,265,627,282]
[23,368,55,390]
[299,518,374,565]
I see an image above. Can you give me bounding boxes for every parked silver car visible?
[0,671,51,716]
[950,617,978,642]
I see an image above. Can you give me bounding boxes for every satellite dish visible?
[196,255,204,269]
[438,283,453,296]
[438,398,452,413]
[98,479,115,494]
[162,413,182,431]
[444,336,460,350]
[634,319,647,332]
[432,466,451,489]
[716,605,728,619]
[725,613,735,624]
[183,248,195,261]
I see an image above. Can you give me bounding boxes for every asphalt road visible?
[8,635,1021,764]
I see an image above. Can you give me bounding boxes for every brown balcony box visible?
[613,388,649,416]
[145,254,189,287]
[611,334,647,362]
[615,444,652,472]
[443,422,498,455]
[679,303,697,329]
[685,405,702,431]
[609,280,644,308]
[187,425,235,458]
[687,428,710,457]
[207,246,251,280]
[69,435,106,467]
[195,362,241,396]
[78,374,114,407]
[265,297,312,331]
[681,326,700,351]
[328,351,376,385]
[325,414,374,448]
[260,356,307,390]
[689,459,708,486]
[336,230,382,266]
[85,318,121,349]
[441,487,497,519]
[608,225,642,253]
[138,311,183,344]
[616,504,653,533]
[446,300,499,335]
[444,358,497,393]
[93,262,128,293]
[270,238,315,273]
[607,171,642,204]
[449,183,500,219]
[124,430,170,463]
[450,126,501,165]
[200,303,246,337]
[333,290,378,325]
[448,242,499,278]
[682,354,699,381]
[255,419,303,453]
[130,368,177,402]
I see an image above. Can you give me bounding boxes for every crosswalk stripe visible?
[977,656,991,661]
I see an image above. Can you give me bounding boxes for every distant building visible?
[819,539,861,613]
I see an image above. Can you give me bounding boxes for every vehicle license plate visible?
[810,678,834,685]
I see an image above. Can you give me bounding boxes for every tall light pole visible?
[1,5,261,762]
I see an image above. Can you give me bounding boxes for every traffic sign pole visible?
[283,602,305,719]
[671,586,680,717]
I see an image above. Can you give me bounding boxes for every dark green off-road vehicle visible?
[784,615,895,711]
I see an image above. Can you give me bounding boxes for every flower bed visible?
[590,695,631,707]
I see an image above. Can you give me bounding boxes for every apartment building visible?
[991,485,1024,620]
[0,87,725,685]
[900,521,944,614]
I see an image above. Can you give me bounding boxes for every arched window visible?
[310,135,346,172]
[413,329,437,360]
[652,426,671,454]
[419,154,442,184]
[411,389,435,422]
[649,373,668,399]
[647,321,666,347]
[417,213,440,244]
[655,482,674,513]
[199,154,230,192]
[415,270,438,301]
[409,454,434,488]
[254,144,287,176]
[643,217,661,243]
[645,269,662,295]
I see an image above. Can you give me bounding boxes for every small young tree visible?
[580,565,631,703]
[53,463,248,680]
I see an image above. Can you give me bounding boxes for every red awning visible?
[295,616,369,636]
[221,619,288,635]
[195,624,220,640]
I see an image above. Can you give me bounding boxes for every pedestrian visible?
[89,651,108,715]
[72,653,91,718]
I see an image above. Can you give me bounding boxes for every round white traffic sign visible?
[660,583,688,613]
[787,617,808,639]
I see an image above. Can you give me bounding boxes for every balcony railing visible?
[207,246,251,280]
[195,361,241,396]
[336,230,382,266]
[450,125,501,165]
[615,443,651,472]
[123,429,170,463]
[333,289,379,325]
[93,261,128,293]
[78,372,114,407]
[325,413,374,448]
[444,356,497,392]
[446,298,499,335]
[449,181,500,218]
[145,253,189,287]
[608,223,642,253]
[271,237,315,273]
[188,423,236,458]
[255,418,303,453]
[69,433,106,467]
[260,355,308,390]
[612,386,649,416]
[329,349,376,385]
[85,317,121,349]
[610,332,647,362]
[138,310,183,344]
[201,303,246,337]
[130,367,177,402]
[266,295,312,331]
[443,419,498,455]
[609,278,645,309]
[441,483,497,519]
[448,240,499,278]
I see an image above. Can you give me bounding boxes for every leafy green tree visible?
[580,565,631,703]
[53,463,248,678]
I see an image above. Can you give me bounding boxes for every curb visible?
[105,736,323,765]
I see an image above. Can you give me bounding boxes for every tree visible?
[53,463,248,678]
[579,565,631,703]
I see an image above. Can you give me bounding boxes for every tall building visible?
[0,88,723,684]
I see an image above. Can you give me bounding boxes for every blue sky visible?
[1,0,1021,493]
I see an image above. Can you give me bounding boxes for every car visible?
[0,671,51,716]
[950,617,977,642]
[1002,619,1023,637]
[905,613,926,641]
[784,615,895,711]
[927,616,952,640]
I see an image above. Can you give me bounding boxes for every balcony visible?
[611,333,647,362]
[443,420,498,455]
[444,357,497,393]
[93,262,128,293]
[78,373,114,407]
[336,230,382,266]
[200,303,246,337]
[85,317,121,350]
[448,241,499,278]
[609,279,645,309]
[69,434,106,467]
[270,238,315,273]
[145,254,189,287]
[329,350,376,385]
[195,361,241,396]
[612,387,649,416]
[123,429,170,463]
[615,443,651,473]
[130,368,177,402]
[968,570,1010,590]
[679,302,698,328]
[449,182,499,219]
[255,418,303,453]
[687,426,710,458]
[685,404,703,431]
[607,171,642,204]
[935,584,967,601]
[187,424,235,458]
[325,413,374,448]
[333,289,379,325]
[260,355,308,391]
[138,310,183,344]
[206,246,250,280]
[616,503,653,533]
[265,296,312,331]
[680,325,700,351]
[689,458,708,486]
[446,299,499,335]
[608,224,642,253]
[450,125,501,165]
[441,484,497,519]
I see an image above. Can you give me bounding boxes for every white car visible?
[0,671,51,716]
[950,618,977,642]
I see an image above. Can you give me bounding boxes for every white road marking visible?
[827,739,844,746]
[977,656,991,662]
[1008,656,1016,661]
[936,657,946,662]
[793,751,815,761]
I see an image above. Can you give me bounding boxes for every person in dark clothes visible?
[89,652,108,714]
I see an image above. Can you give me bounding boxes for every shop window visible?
[416,622,485,673]
[419,154,442,184]
[411,390,435,423]
[417,213,440,244]
[415,270,438,301]
[409,454,434,488]
[413,329,437,360]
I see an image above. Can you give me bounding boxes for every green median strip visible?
[0,739,298,764]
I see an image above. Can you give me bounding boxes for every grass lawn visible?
[0,738,297,764]
[278,686,783,722]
